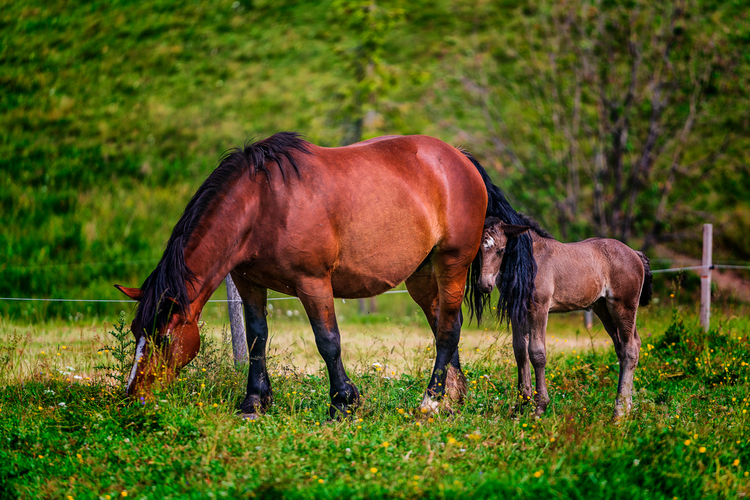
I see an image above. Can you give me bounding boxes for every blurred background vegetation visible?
[1,0,748,322]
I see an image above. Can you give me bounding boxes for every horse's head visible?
[115,285,201,399]
[478,217,530,294]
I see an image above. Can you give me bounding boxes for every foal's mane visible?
[461,150,549,327]
[133,132,312,336]
[484,214,554,240]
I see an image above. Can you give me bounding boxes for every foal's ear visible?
[502,224,531,238]
[114,285,143,301]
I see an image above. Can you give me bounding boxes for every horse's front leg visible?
[511,317,533,416]
[528,310,551,417]
[297,279,360,419]
[231,276,273,419]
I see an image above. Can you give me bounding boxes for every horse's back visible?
[251,135,488,298]
[576,238,645,305]
[310,136,487,246]
[539,237,644,312]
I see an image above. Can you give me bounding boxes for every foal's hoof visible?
[612,398,634,423]
[240,412,262,421]
[611,410,632,424]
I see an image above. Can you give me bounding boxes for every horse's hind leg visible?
[418,258,469,414]
[406,268,466,405]
[296,279,360,419]
[231,276,273,418]
[593,299,641,419]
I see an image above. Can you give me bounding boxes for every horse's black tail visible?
[637,251,653,307]
[461,150,537,327]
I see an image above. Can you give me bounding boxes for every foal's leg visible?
[231,276,273,418]
[527,308,551,416]
[296,279,360,419]
[419,262,468,414]
[405,268,466,405]
[593,300,641,419]
[510,316,533,415]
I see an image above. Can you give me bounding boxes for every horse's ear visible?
[115,285,143,301]
[502,224,531,238]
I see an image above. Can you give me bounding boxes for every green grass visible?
[0,307,748,499]
[2,0,749,321]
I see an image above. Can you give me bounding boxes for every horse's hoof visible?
[240,412,261,420]
[611,412,630,424]
[419,395,443,415]
[419,395,454,416]
[533,403,548,418]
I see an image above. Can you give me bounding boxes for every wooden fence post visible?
[225,274,248,367]
[358,297,378,314]
[700,224,712,332]
[584,309,593,330]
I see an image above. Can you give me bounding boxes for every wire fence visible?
[651,264,750,274]
[0,289,412,303]
[0,262,748,304]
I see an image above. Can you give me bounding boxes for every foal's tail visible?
[460,149,537,327]
[637,251,653,307]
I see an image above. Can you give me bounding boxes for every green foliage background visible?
[1,0,748,321]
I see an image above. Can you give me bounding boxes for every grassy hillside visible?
[1,0,748,322]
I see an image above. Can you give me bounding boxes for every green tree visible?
[461,0,747,248]
[331,0,404,145]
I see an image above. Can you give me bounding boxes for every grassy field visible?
[0,304,748,499]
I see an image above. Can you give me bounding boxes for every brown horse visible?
[477,217,652,419]
[115,133,523,419]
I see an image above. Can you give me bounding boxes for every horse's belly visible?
[330,249,427,298]
[548,284,605,313]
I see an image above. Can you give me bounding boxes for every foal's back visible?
[534,236,645,313]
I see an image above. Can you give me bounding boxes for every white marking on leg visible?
[127,336,147,394]
[420,394,440,414]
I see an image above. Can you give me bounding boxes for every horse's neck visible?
[528,230,557,257]
[182,179,256,314]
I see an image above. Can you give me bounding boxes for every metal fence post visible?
[225,274,248,367]
[700,224,712,332]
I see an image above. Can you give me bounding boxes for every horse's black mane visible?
[132,132,311,336]
[462,150,545,327]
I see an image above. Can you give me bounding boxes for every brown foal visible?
[478,217,652,419]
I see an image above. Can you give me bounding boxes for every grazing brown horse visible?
[477,217,652,419]
[115,133,522,419]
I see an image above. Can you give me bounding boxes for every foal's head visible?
[477,217,530,294]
